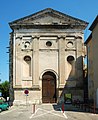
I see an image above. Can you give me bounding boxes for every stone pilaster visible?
[9,32,14,103]
[15,37,22,86]
[32,36,39,87]
[58,36,65,88]
[76,36,83,86]
[13,33,16,87]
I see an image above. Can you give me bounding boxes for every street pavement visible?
[0,103,98,120]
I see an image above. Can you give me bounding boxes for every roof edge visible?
[9,8,89,27]
[85,33,92,44]
[89,15,98,31]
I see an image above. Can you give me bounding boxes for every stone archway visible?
[42,71,57,103]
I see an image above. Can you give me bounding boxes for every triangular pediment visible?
[9,8,88,29]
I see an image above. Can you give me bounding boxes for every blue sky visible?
[0,0,98,82]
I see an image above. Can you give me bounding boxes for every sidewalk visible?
[3,103,97,120]
[29,103,98,120]
[30,103,68,120]
[35,103,84,112]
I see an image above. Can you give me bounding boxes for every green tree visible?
[1,81,9,100]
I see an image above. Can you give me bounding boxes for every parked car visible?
[0,98,9,112]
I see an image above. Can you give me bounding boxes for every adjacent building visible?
[85,34,93,102]
[85,15,98,108]
[9,8,88,105]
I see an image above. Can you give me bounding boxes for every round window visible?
[67,56,74,63]
[46,41,52,47]
[24,56,31,61]
[24,41,30,48]
[67,41,73,48]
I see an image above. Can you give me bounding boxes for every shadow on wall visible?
[57,55,84,105]
[52,56,88,112]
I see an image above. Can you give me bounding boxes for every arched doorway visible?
[42,71,57,103]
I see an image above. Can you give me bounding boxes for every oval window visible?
[24,41,30,48]
[67,56,74,63]
[46,41,52,47]
[24,56,31,61]
[67,41,73,48]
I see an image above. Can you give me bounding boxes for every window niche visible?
[67,56,74,64]
[23,56,31,77]
[24,41,30,49]
[21,36,32,50]
[67,41,73,48]
[67,55,75,78]
[46,41,52,47]
[66,36,75,49]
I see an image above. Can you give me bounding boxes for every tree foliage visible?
[0,81,9,100]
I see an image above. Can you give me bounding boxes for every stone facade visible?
[9,8,88,105]
[85,34,94,102]
[85,16,98,108]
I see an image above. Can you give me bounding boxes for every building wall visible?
[92,23,98,107]
[9,9,87,105]
[86,17,98,108]
[11,28,84,104]
[87,38,94,100]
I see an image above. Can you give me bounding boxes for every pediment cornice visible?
[9,8,88,30]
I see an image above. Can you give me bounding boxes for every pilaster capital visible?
[57,35,65,39]
[32,35,40,39]
[16,36,22,40]
[75,35,82,39]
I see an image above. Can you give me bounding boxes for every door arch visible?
[42,71,57,103]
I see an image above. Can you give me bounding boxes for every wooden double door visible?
[42,72,57,103]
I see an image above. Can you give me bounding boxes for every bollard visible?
[93,100,96,114]
[62,103,64,113]
[32,104,35,114]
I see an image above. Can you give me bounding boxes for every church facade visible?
[9,8,88,105]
